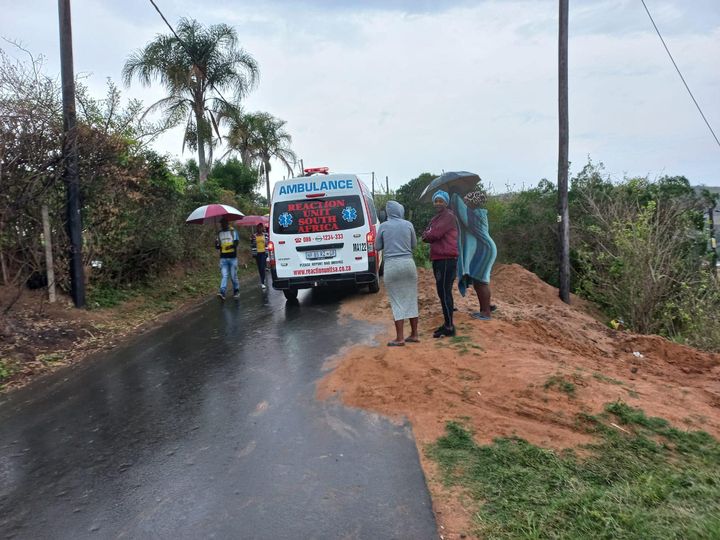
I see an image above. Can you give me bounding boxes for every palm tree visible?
[122,18,259,183]
[223,111,296,203]
[222,109,263,167]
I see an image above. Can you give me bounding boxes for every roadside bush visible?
[0,49,262,299]
[490,179,558,286]
[413,242,431,269]
[461,159,719,350]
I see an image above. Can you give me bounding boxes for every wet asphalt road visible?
[0,284,437,539]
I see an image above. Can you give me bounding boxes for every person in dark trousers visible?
[251,223,269,290]
[216,217,240,299]
[422,190,459,338]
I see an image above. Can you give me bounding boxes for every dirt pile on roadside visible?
[318,263,720,539]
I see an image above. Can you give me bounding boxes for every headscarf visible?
[432,190,450,205]
[463,190,487,206]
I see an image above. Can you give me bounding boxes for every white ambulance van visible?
[268,172,382,300]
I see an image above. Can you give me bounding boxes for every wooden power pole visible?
[557,0,570,304]
[58,0,85,307]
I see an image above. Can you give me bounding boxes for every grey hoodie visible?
[375,201,417,258]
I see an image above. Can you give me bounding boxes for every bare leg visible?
[409,317,419,340]
[474,282,492,317]
[393,320,405,342]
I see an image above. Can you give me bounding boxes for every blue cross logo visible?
[341,206,358,223]
[278,212,293,227]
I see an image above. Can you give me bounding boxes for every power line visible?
[640,0,720,150]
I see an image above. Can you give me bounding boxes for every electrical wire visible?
[640,0,720,149]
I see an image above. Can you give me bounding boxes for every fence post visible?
[41,205,57,303]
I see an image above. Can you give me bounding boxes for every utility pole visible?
[299,158,304,175]
[557,0,570,304]
[386,176,389,194]
[58,0,85,307]
[709,199,717,272]
[371,172,375,197]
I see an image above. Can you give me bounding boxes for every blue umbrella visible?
[418,171,481,202]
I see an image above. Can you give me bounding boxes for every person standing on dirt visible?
[216,217,240,299]
[422,190,459,338]
[451,190,497,320]
[375,200,420,346]
[251,223,269,290]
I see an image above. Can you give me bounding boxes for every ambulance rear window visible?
[273,195,366,234]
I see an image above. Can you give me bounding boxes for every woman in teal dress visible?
[451,190,497,320]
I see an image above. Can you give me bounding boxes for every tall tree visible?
[253,113,296,204]
[222,109,263,167]
[223,111,296,202]
[122,18,258,183]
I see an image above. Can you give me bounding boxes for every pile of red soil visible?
[318,263,720,539]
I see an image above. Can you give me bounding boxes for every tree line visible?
[0,19,298,302]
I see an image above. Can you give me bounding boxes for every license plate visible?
[306,249,336,260]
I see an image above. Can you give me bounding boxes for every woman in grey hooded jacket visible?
[375,200,420,346]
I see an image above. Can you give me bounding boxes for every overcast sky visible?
[3,0,719,192]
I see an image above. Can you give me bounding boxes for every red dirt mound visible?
[319,263,720,539]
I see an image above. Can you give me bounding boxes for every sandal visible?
[387,340,405,347]
[471,312,491,320]
[405,337,420,343]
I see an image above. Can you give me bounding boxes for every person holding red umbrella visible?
[216,217,240,299]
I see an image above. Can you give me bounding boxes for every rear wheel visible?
[368,277,380,294]
[283,289,298,300]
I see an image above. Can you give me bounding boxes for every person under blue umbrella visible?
[451,190,497,320]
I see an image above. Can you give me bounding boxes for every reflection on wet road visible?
[0,285,437,539]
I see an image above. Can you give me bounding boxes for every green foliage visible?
[429,404,720,539]
[490,179,559,286]
[210,158,259,195]
[571,164,712,342]
[395,173,437,233]
[452,157,719,350]
[412,242,431,269]
[0,359,12,382]
[123,18,260,182]
[544,374,576,396]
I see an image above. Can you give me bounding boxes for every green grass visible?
[86,257,252,310]
[0,359,12,382]
[428,402,720,539]
[544,374,576,396]
[593,372,624,386]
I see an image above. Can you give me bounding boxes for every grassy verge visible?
[428,402,720,539]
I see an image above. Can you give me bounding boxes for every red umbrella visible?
[235,215,269,228]
[186,204,244,224]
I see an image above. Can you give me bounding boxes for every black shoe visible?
[433,325,456,338]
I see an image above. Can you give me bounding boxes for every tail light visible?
[366,227,376,258]
[267,240,276,268]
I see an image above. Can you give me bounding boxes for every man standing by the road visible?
[216,217,240,299]
[422,190,459,338]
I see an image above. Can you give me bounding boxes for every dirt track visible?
[318,263,720,539]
